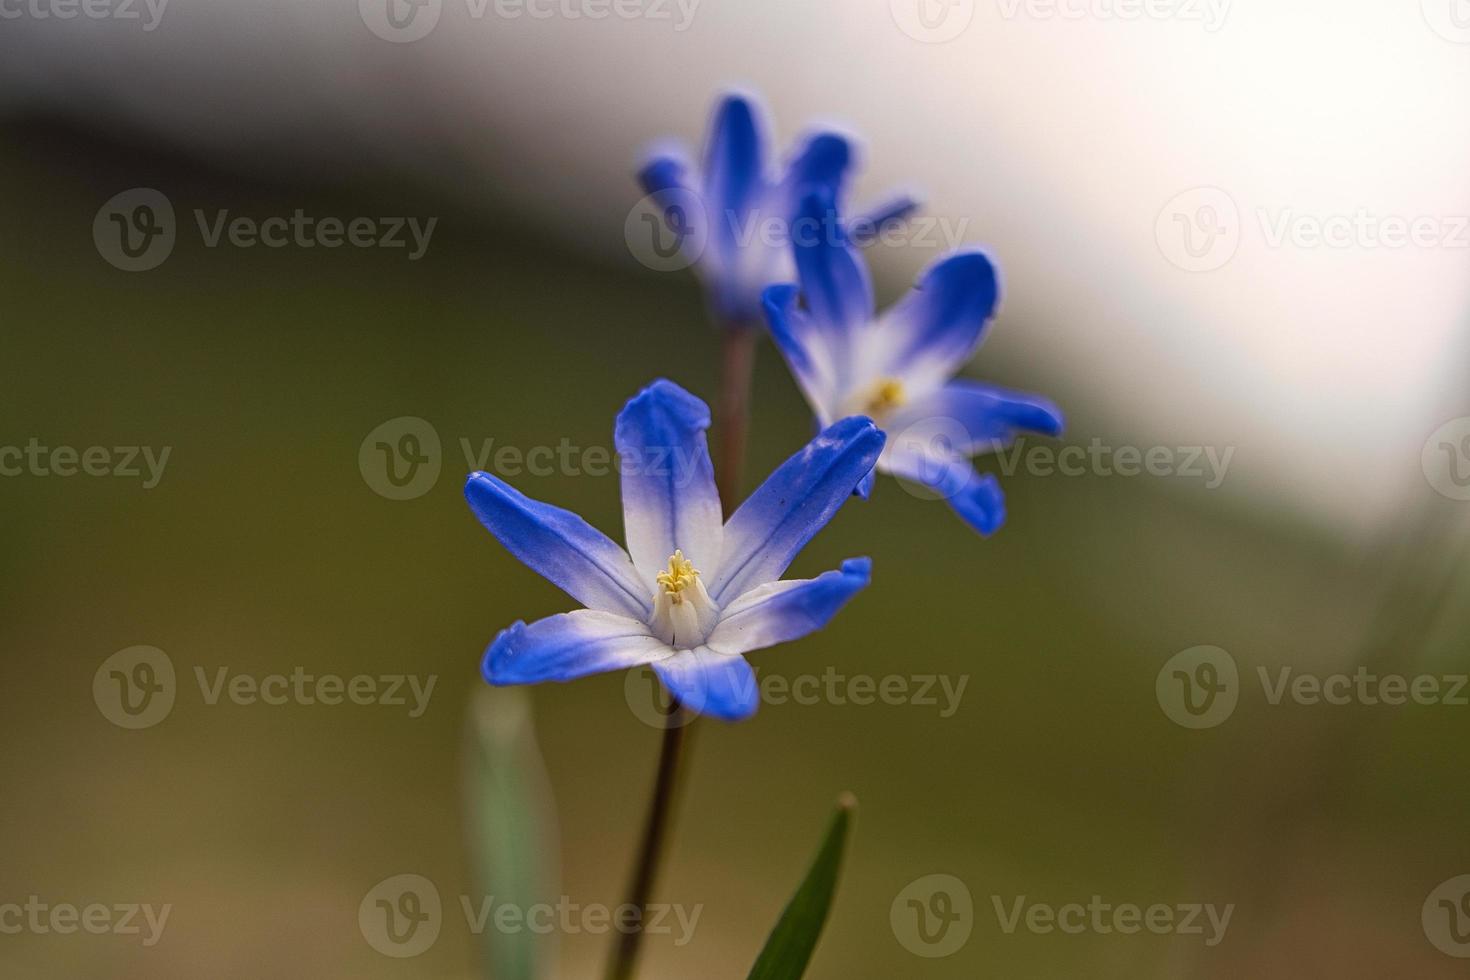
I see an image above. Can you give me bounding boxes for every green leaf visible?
[462,686,560,980]
[746,793,857,980]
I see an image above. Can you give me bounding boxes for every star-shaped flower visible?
[638,91,917,326]
[466,379,883,721]
[763,189,1064,535]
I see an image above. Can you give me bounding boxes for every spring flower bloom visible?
[762,189,1064,536]
[465,380,883,721]
[638,91,918,326]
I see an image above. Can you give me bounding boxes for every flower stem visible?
[714,322,758,504]
[604,320,758,980]
[604,698,692,980]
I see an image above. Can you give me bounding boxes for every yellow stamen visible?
[655,550,700,604]
[864,378,906,417]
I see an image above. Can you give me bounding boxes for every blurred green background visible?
[1,119,1467,979]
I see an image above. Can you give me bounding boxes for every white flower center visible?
[840,377,906,424]
[650,550,719,648]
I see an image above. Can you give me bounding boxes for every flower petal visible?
[637,144,693,200]
[762,283,839,421]
[615,379,723,586]
[465,472,650,618]
[779,131,852,210]
[706,558,871,657]
[793,187,875,337]
[484,610,668,686]
[887,379,1064,455]
[652,647,760,721]
[709,416,884,603]
[871,250,1000,393]
[701,92,767,230]
[881,444,1006,536]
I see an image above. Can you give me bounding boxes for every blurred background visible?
[2,1,1469,977]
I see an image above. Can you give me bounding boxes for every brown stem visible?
[714,322,758,508]
[604,699,692,980]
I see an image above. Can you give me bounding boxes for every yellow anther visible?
[655,550,700,604]
[864,378,906,417]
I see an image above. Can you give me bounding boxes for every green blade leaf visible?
[462,686,560,980]
[746,793,857,980]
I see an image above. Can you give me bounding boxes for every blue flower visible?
[762,189,1064,536]
[638,91,918,326]
[465,379,884,722]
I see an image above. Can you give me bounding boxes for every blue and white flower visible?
[763,189,1064,536]
[465,379,883,721]
[638,91,918,326]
